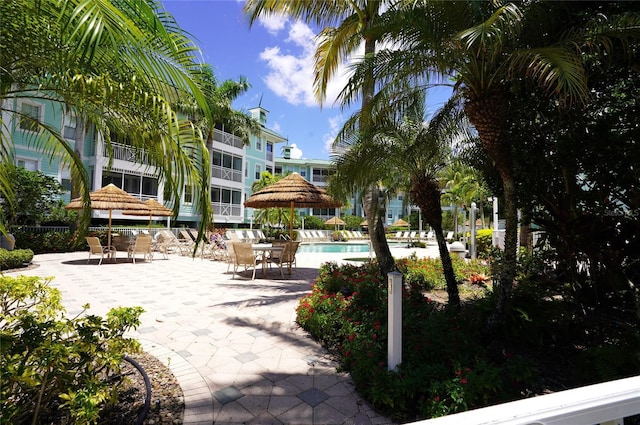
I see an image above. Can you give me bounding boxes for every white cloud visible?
[257,14,287,34]
[257,19,357,108]
[323,114,345,156]
[289,143,303,159]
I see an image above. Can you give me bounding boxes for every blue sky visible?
[162,0,451,161]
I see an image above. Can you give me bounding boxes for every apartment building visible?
[6,94,412,229]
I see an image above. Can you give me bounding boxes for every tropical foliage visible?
[1,0,212,238]
[0,275,144,424]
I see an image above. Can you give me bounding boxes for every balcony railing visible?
[212,203,242,218]
[103,142,152,165]
[266,151,273,162]
[413,375,640,425]
[211,166,242,183]
[213,129,244,149]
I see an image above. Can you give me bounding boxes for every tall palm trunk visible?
[361,36,395,276]
[465,92,517,319]
[363,186,395,274]
[411,174,460,308]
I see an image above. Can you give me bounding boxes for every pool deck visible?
[8,242,440,425]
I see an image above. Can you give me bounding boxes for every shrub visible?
[296,261,535,421]
[0,275,144,424]
[0,248,34,270]
[395,256,490,291]
[476,229,493,258]
[12,229,89,254]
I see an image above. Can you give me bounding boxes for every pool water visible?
[298,242,404,253]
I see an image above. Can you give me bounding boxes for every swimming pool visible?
[298,242,404,253]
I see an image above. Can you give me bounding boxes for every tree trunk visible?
[363,185,395,276]
[465,92,517,319]
[411,174,460,308]
[359,36,395,276]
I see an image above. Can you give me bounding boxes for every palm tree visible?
[250,171,290,233]
[243,0,396,275]
[341,0,640,318]
[336,91,473,307]
[1,0,211,235]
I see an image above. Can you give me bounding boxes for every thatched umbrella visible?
[325,216,346,231]
[122,199,173,229]
[391,218,410,228]
[65,183,149,251]
[244,172,342,239]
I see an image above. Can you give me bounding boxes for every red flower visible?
[348,334,355,341]
[434,395,440,402]
[460,378,468,384]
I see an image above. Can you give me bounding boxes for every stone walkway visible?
[11,243,439,425]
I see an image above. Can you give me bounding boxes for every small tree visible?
[0,167,63,226]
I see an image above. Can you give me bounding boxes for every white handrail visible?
[413,375,640,425]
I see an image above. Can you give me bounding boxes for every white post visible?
[492,197,499,247]
[470,202,477,259]
[388,271,403,371]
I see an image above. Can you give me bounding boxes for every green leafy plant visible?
[0,248,34,270]
[296,261,534,421]
[0,275,144,424]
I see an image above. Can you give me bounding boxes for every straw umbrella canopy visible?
[391,218,410,227]
[360,220,368,227]
[122,199,173,229]
[244,173,342,239]
[325,216,346,231]
[65,183,149,249]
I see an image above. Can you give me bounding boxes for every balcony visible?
[212,202,242,218]
[211,166,242,183]
[103,142,152,165]
[213,129,244,149]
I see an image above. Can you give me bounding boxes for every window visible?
[210,185,242,205]
[60,166,72,192]
[184,185,193,204]
[266,166,273,174]
[102,172,122,188]
[142,177,158,197]
[255,164,261,180]
[300,170,306,178]
[275,166,282,175]
[123,174,140,194]
[19,102,41,132]
[256,136,263,151]
[63,114,77,140]
[398,194,403,201]
[245,161,248,178]
[17,158,38,171]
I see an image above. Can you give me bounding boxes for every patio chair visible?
[128,235,153,264]
[230,242,260,280]
[157,230,190,256]
[85,236,116,265]
[267,241,300,277]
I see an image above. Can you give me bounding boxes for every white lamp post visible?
[488,197,499,247]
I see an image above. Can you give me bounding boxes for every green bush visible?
[396,255,490,291]
[0,248,34,270]
[476,229,493,258]
[12,229,90,254]
[296,261,534,421]
[0,275,144,424]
